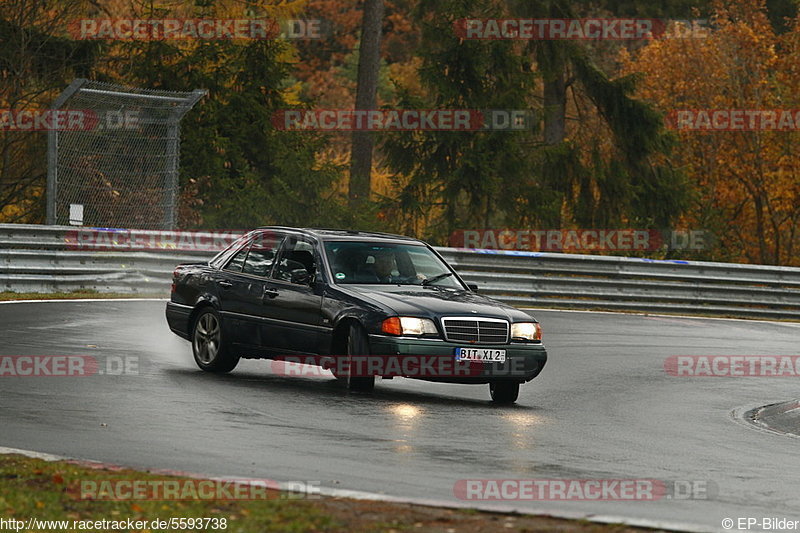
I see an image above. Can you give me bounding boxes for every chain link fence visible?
[46,79,205,230]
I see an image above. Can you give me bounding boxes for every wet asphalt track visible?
[1,300,799,532]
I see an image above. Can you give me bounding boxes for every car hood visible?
[343,285,534,322]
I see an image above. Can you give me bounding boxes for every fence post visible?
[46,79,86,225]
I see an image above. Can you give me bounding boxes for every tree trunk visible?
[754,194,768,264]
[348,0,384,209]
[543,67,566,146]
[541,46,567,228]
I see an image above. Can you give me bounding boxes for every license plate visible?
[455,348,506,362]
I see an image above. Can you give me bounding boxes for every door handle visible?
[262,287,279,299]
[219,281,233,289]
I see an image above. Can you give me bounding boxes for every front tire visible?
[192,308,239,373]
[343,324,375,392]
[489,381,519,404]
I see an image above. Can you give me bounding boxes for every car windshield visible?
[324,241,463,288]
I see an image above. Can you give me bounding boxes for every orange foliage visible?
[621,0,800,265]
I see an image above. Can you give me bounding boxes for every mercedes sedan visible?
[166,227,547,403]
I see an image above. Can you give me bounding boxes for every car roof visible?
[256,226,424,244]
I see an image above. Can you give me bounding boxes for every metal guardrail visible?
[2,224,800,320]
[438,249,800,319]
[0,224,214,295]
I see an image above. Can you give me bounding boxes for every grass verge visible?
[0,454,667,533]
[0,290,165,301]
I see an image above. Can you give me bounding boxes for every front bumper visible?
[367,334,547,384]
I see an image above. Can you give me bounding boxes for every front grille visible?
[441,317,509,344]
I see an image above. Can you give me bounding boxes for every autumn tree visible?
[381,0,688,243]
[379,0,536,240]
[621,0,800,265]
[77,0,345,229]
[0,0,99,223]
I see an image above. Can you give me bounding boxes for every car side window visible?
[242,233,283,277]
[223,246,249,273]
[273,239,317,284]
[210,233,252,269]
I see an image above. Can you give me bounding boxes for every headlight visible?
[511,322,541,341]
[400,317,438,335]
[381,317,438,336]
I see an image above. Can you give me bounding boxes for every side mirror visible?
[290,268,312,285]
[467,283,479,292]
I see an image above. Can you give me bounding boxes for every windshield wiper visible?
[422,272,454,286]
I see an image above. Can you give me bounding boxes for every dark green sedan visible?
[166,227,547,404]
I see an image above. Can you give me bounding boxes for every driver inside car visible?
[367,249,427,284]
[373,250,396,283]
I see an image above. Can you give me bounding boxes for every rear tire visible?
[192,308,239,373]
[489,381,519,404]
[343,324,375,392]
